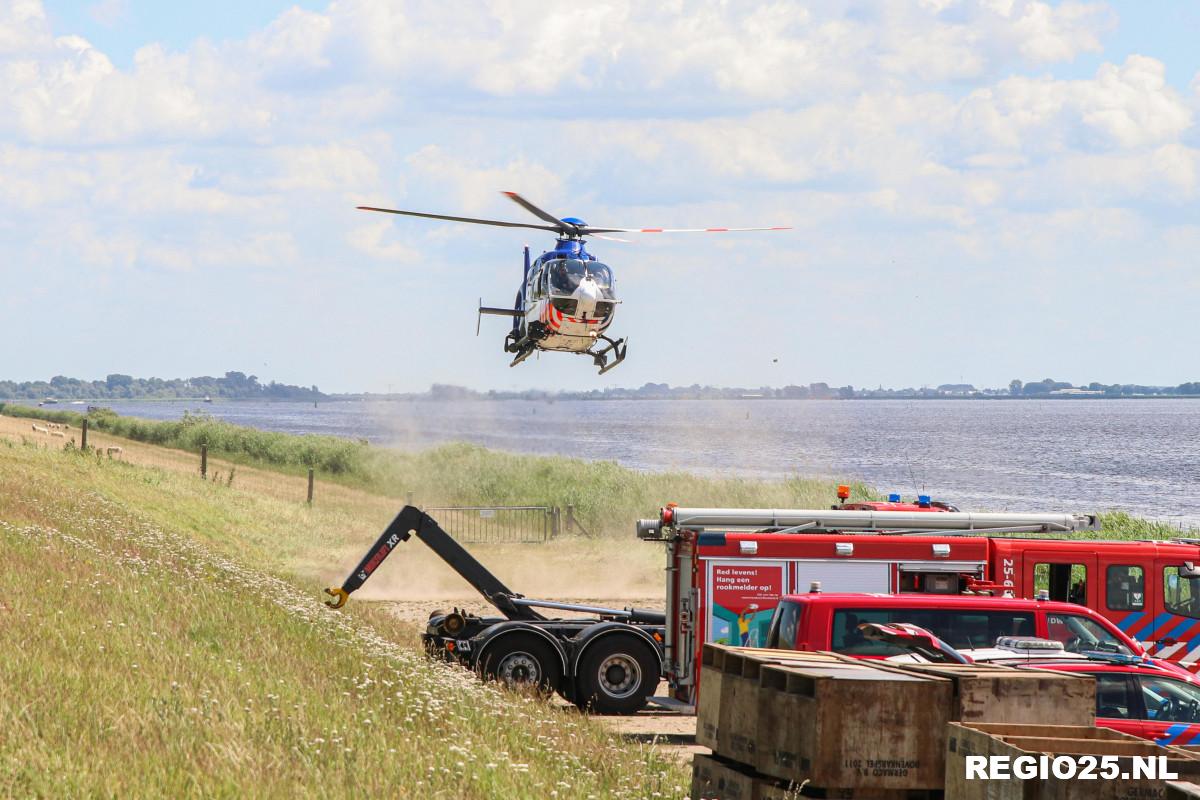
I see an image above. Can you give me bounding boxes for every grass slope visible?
[0,439,685,798]
[0,402,872,535]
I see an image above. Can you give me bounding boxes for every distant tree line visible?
[8,373,1196,404]
[1005,378,1200,397]
[0,371,325,401]
[369,378,1200,402]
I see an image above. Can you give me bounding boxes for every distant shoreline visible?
[9,394,1200,404]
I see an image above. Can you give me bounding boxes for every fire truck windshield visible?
[1164,567,1200,619]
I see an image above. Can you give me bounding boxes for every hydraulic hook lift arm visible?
[324,505,545,621]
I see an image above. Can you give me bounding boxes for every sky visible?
[3,1,1198,393]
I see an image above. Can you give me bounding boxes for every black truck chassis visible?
[326,505,667,715]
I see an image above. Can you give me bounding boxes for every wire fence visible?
[421,505,559,543]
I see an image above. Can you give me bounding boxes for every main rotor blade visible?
[501,191,573,233]
[580,225,792,235]
[357,206,561,233]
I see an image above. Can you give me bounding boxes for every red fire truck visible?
[635,500,1200,707]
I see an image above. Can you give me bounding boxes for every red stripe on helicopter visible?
[706,227,729,232]
[640,228,664,233]
[567,317,602,324]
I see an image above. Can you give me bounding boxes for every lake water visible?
[87,398,1200,526]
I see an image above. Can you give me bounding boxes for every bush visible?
[0,404,369,476]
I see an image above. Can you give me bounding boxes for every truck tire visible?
[574,635,660,715]
[480,635,561,694]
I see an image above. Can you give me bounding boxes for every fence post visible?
[566,504,575,534]
[307,468,314,505]
[551,507,560,539]
[200,445,207,479]
[81,419,88,450]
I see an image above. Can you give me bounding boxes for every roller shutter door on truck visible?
[792,560,891,594]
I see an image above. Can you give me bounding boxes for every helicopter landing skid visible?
[590,335,627,375]
[503,329,538,368]
[508,346,535,368]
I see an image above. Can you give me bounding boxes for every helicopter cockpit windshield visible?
[548,259,614,299]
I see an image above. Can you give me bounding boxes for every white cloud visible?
[265,143,382,192]
[0,0,50,56]
[955,56,1192,155]
[346,220,420,263]
[1008,1,1109,63]
[0,0,1197,390]
[403,146,563,214]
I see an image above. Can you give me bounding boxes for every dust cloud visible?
[351,536,665,604]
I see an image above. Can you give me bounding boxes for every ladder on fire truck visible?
[637,507,1100,539]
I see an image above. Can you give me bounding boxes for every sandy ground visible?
[2,411,702,759]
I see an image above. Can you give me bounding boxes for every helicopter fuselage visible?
[517,239,617,354]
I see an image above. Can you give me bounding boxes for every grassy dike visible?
[0,403,868,535]
[0,438,686,798]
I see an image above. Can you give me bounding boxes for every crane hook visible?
[324,586,349,609]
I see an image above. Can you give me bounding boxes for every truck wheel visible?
[575,635,660,715]
[480,635,561,694]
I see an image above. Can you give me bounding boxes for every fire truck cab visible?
[636,500,1200,706]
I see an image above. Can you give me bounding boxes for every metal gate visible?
[422,506,557,543]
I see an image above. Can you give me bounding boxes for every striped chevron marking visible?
[1114,611,1200,670]
[1154,722,1200,745]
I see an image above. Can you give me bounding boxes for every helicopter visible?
[357,192,789,374]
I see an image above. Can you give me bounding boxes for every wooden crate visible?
[945,721,1200,800]
[753,660,953,789]
[963,722,1135,739]
[788,790,935,800]
[692,753,782,800]
[692,754,920,800]
[719,649,853,764]
[895,663,1095,726]
[697,644,849,754]
[1167,781,1200,800]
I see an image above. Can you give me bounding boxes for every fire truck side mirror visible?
[1182,562,1200,579]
